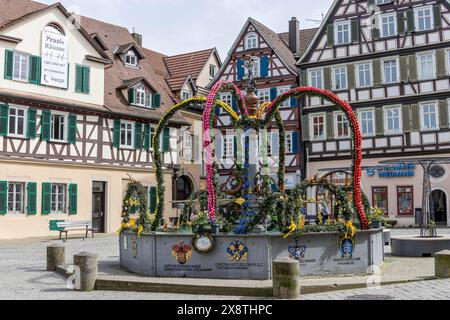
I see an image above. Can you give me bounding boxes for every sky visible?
[39,0,334,59]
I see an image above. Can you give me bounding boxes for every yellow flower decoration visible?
[235,198,246,206]
[137,225,144,237]
[129,219,136,228]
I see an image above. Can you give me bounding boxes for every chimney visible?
[289,17,300,55]
[131,32,143,46]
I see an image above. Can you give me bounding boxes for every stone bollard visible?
[47,244,65,271]
[435,250,450,279]
[74,252,98,291]
[383,229,392,246]
[273,257,301,299]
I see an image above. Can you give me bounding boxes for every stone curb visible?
[55,265,437,297]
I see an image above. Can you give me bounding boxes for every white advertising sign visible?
[41,30,69,89]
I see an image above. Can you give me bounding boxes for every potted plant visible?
[192,211,212,234]
[368,207,385,229]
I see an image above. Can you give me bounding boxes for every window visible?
[181,90,192,101]
[125,50,138,67]
[51,183,66,214]
[222,136,234,158]
[333,66,348,90]
[120,121,134,148]
[335,21,351,45]
[309,69,323,89]
[285,132,293,154]
[311,114,326,141]
[397,186,414,216]
[356,62,372,87]
[417,52,435,80]
[51,113,67,142]
[359,109,375,136]
[12,51,29,82]
[375,0,392,5]
[183,133,193,159]
[220,93,232,106]
[7,182,25,214]
[415,6,434,32]
[266,132,273,157]
[372,187,388,216]
[380,14,397,37]
[385,106,402,134]
[45,23,65,35]
[383,59,398,83]
[209,65,217,79]
[335,113,350,138]
[245,33,258,50]
[133,83,152,108]
[258,89,270,105]
[278,87,291,107]
[248,56,260,78]
[8,106,27,138]
[420,102,439,131]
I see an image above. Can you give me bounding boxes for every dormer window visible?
[134,83,151,107]
[245,33,258,50]
[125,50,138,67]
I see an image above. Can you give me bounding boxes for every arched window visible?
[45,23,65,35]
[135,83,146,106]
[125,50,138,67]
[245,33,258,50]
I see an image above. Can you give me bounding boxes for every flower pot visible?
[371,220,382,229]
[210,224,220,235]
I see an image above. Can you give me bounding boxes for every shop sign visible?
[368,165,416,178]
[41,30,69,89]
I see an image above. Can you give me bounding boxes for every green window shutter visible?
[300,70,307,86]
[113,119,121,148]
[436,49,446,79]
[373,59,382,86]
[82,67,90,94]
[324,67,331,90]
[134,122,143,150]
[351,19,360,43]
[439,100,449,129]
[301,115,310,142]
[402,105,411,132]
[75,65,83,93]
[397,12,406,34]
[372,27,380,41]
[406,9,415,32]
[4,49,13,80]
[408,55,418,82]
[326,112,334,140]
[27,182,37,215]
[128,88,135,105]
[144,124,151,151]
[347,64,355,89]
[68,114,77,144]
[411,104,420,131]
[434,4,442,29]
[367,0,375,5]
[68,184,78,215]
[375,108,384,136]
[0,181,7,215]
[27,109,37,139]
[0,103,9,136]
[153,93,161,108]
[41,110,51,141]
[327,24,334,47]
[29,56,41,84]
[162,127,171,152]
[42,183,52,215]
[149,187,157,214]
[400,56,408,82]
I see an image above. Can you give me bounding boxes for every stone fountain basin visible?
[391,235,450,257]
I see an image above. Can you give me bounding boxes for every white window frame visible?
[50,111,68,143]
[358,108,376,137]
[12,51,30,82]
[245,32,258,50]
[7,182,26,215]
[8,105,28,139]
[249,56,260,78]
[181,90,192,101]
[258,89,271,105]
[51,183,67,215]
[375,0,392,5]
[310,113,327,141]
[308,68,323,89]
[183,132,193,159]
[334,112,350,139]
[355,61,373,88]
[417,51,436,81]
[334,20,351,45]
[384,105,403,135]
[382,57,400,84]
[277,86,291,107]
[415,5,434,32]
[222,135,234,159]
[420,101,439,132]
[379,13,397,38]
[125,50,138,67]
[285,131,293,154]
[209,64,217,79]
[220,93,232,106]
[120,120,135,149]
[332,65,348,91]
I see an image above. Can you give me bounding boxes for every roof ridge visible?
[164,47,215,60]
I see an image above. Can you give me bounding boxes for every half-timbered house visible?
[212,17,317,189]
[298,0,450,226]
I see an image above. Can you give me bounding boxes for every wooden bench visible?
[52,221,97,241]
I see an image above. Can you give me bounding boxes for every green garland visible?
[120,180,150,232]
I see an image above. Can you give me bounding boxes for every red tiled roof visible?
[278,27,319,57]
[0,0,46,26]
